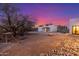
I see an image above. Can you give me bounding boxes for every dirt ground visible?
[1,32,79,56]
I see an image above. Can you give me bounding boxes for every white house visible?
[69,18,79,34]
[38,24,57,32]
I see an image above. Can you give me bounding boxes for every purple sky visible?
[2,3,79,26]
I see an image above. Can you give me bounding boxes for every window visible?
[43,27,50,32]
[72,25,79,34]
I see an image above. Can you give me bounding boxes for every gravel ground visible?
[0,32,79,56]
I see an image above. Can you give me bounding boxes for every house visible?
[37,24,57,32]
[69,18,79,34]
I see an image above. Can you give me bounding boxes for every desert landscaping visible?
[0,3,79,56]
[0,32,79,56]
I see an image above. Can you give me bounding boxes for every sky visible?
[1,3,79,26]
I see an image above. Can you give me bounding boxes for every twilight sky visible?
[2,3,79,26]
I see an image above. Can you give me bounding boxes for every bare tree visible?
[0,4,19,36]
[57,25,69,33]
[0,4,36,37]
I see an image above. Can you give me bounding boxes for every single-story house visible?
[37,24,57,32]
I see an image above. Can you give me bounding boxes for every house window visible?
[43,27,50,32]
[72,25,79,34]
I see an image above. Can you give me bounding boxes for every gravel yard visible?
[0,32,79,56]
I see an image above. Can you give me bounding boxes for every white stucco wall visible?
[69,18,79,34]
[50,25,57,32]
[38,25,57,32]
[38,27,43,32]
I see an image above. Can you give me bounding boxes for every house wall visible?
[69,18,79,34]
[48,25,57,32]
[38,27,43,32]
[38,25,57,32]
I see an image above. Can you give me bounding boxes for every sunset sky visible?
[1,3,79,26]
